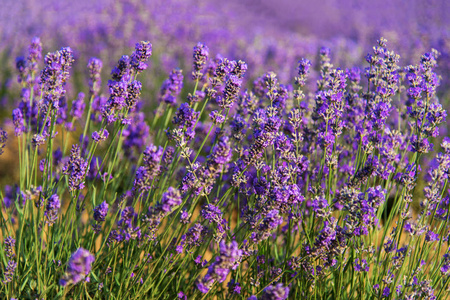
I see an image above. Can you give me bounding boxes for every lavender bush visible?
[0,32,450,299]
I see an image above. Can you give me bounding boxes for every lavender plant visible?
[0,36,449,300]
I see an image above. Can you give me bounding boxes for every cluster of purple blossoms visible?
[40,47,74,113]
[87,57,103,95]
[197,240,243,293]
[69,92,86,120]
[3,260,17,284]
[102,42,149,122]
[251,209,283,244]
[172,102,199,141]
[161,187,182,213]
[160,68,184,105]
[144,187,183,240]
[192,42,209,80]
[245,108,283,166]
[303,217,348,271]
[130,41,152,73]
[44,194,61,225]
[201,203,229,241]
[122,112,150,160]
[116,206,142,242]
[59,248,95,286]
[0,129,7,155]
[12,108,25,136]
[93,201,109,222]
[92,129,109,142]
[92,200,108,233]
[133,144,164,192]
[3,237,16,284]
[259,283,290,300]
[4,237,15,259]
[62,144,89,192]
[341,186,386,236]
[16,37,42,86]
[181,136,232,196]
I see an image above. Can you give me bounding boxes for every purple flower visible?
[208,136,232,166]
[87,57,102,95]
[70,92,86,119]
[44,194,61,225]
[161,187,182,213]
[228,279,241,294]
[425,230,439,242]
[93,201,109,222]
[192,42,209,80]
[354,258,369,272]
[201,204,223,224]
[260,283,290,300]
[12,108,24,136]
[221,75,243,108]
[130,41,152,72]
[133,144,163,191]
[197,240,243,293]
[251,210,283,243]
[62,145,89,192]
[210,110,225,125]
[111,55,131,82]
[173,103,199,130]
[106,80,128,111]
[3,260,17,283]
[4,237,15,259]
[160,69,184,105]
[0,128,7,155]
[382,287,390,297]
[92,129,109,142]
[59,248,95,286]
[28,36,42,65]
[296,58,311,86]
[440,254,450,275]
[180,210,190,224]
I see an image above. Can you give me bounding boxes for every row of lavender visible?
[0,35,449,299]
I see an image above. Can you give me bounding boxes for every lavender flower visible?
[260,283,290,300]
[44,194,61,225]
[111,55,131,82]
[3,260,17,283]
[197,240,243,293]
[93,201,109,222]
[70,92,86,119]
[4,237,15,258]
[0,129,7,155]
[192,42,209,80]
[161,187,182,213]
[87,57,102,95]
[251,209,283,243]
[130,41,152,72]
[160,68,184,105]
[126,80,142,110]
[62,145,89,192]
[92,129,109,142]
[12,108,24,136]
[59,248,95,286]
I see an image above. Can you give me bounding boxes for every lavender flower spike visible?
[59,248,95,286]
[93,201,109,222]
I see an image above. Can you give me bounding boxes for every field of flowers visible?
[1,0,450,299]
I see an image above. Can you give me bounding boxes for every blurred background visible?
[1,0,449,97]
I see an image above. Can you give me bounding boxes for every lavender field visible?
[1,0,450,299]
